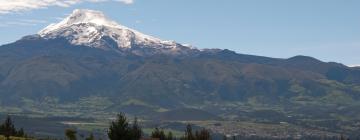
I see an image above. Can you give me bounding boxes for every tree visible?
[130,117,142,140]
[195,129,210,140]
[65,128,77,140]
[151,127,165,140]
[184,124,194,140]
[151,127,175,140]
[0,116,17,138]
[222,135,227,140]
[166,131,174,140]
[0,116,26,138]
[181,124,211,140]
[16,128,25,137]
[108,113,130,140]
[108,113,142,140]
[85,133,95,140]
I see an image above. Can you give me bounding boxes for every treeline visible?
[150,124,210,140]
[107,113,211,140]
[62,113,211,140]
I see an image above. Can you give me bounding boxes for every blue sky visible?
[0,0,359,65]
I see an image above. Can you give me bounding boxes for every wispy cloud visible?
[18,19,48,23]
[0,19,48,27]
[0,0,135,14]
[135,20,142,24]
[116,0,134,4]
[349,64,360,67]
[53,17,65,21]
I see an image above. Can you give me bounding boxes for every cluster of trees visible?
[179,124,210,140]
[63,113,141,140]
[64,129,95,140]
[0,116,26,138]
[151,127,174,140]
[107,113,211,140]
[0,114,199,140]
[150,124,210,140]
[107,113,142,140]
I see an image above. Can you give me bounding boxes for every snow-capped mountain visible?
[38,9,196,56]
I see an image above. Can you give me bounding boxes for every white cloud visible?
[116,0,134,4]
[53,16,65,21]
[18,19,48,23]
[349,64,360,67]
[0,0,135,14]
[0,18,48,27]
[135,20,142,24]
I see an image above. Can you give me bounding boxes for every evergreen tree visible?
[166,131,174,140]
[65,128,77,140]
[151,127,166,140]
[340,134,346,140]
[85,133,95,140]
[16,128,25,137]
[151,127,176,140]
[108,113,142,140]
[195,131,199,140]
[195,129,210,140]
[222,135,227,140]
[181,125,211,140]
[130,117,142,140]
[108,113,130,140]
[184,124,194,140]
[0,116,17,138]
[0,116,27,138]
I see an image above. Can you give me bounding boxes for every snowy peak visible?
[38,9,194,55]
[65,9,117,27]
[39,9,122,35]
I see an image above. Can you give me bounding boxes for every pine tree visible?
[195,131,199,140]
[195,129,210,140]
[108,113,130,140]
[108,113,142,140]
[16,128,25,137]
[130,117,142,140]
[65,128,77,140]
[340,134,348,140]
[223,135,227,140]
[151,127,166,140]
[166,131,174,140]
[180,125,211,140]
[0,116,16,138]
[184,124,194,140]
[0,116,27,138]
[85,133,95,140]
